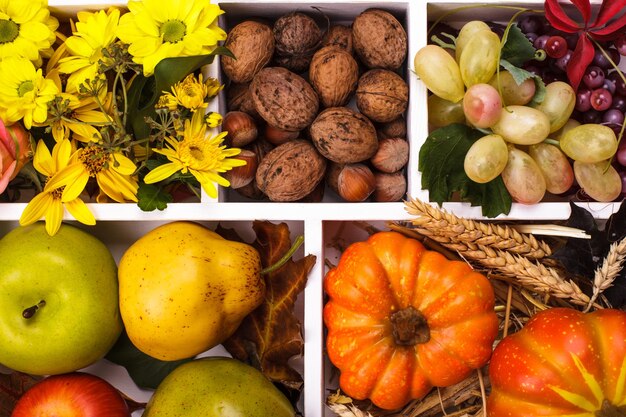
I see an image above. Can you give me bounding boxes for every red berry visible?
[545,35,568,58]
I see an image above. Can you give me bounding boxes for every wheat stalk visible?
[403,199,552,259]
[584,236,626,312]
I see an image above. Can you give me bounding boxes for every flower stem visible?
[260,235,304,275]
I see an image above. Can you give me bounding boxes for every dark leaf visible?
[223,221,314,407]
[137,183,173,212]
[0,372,41,414]
[419,124,512,217]
[126,48,233,139]
[566,33,596,92]
[105,331,192,390]
[544,0,581,32]
[500,25,536,67]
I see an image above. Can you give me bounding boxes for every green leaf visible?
[137,183,173,211]
[419,123,512,217]
[500,25,535,66]
[499,60,546,105]
[126,47,234,139]
[529,76,547,106]
[105,331,192,390]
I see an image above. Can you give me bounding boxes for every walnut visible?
[322,24,354,54]
[352,9,407,70]
[273,12,322,72]
[221,21,274,83]
[226,82,259,119]
[255,139,326,201]
[250,67,319,131]
[309,107,378,164]
[309,46,359,108]
[356,69,408,123]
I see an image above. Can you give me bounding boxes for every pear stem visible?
[22,300,46,319]
[260,235,305,275]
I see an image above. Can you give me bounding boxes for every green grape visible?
[492,105,551,145]
[574,161,622,202]
[455,21,491,63]
[488,71,536,106]
[459,29,500,88]
[464,134,508,183]
[428,94,465,127]
[501,146,546,204]
[463,83,502,128]
[531,81,576,133]
[528,143,574,194]
[560,124,617,163]
[551,118,580,141]
[414,45,465,103]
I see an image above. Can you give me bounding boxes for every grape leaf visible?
[550,201,626,307]
[500,24,536,66]
[222,221,315,407]
[418,123,512,218]
[137,183,173,212]
[105,331,192,390]
[499,60,546,105]
[0,372,41,414]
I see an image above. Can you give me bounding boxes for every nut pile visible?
[220,9,409,202]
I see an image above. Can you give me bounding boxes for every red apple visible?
[11,372,131,417]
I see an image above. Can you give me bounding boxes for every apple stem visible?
[260,235,304,275]
[22,300,46,319]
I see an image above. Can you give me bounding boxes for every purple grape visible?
[583,66,606,89]
[542,69,561,84]
[620,170,626,194]
[525,32,539,45]
[582,109,602,124]
[518,15,543,34]
[603,108,625,126]
[554,49,573,73]
[534,34,550,50]
[565,33,578,50]
[608,71,626,96]
[593,48,620,69]
[523,64,543,77]
[615,33,626,56]
[576,87,593,112]
[590,88,613,111]
[613,95,626,112]
[602,78,617,95]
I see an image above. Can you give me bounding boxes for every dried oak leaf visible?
[222,220,315,395]
[0,372,41,414]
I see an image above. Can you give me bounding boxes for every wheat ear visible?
[403,199,552,259]
[584,236,626,312]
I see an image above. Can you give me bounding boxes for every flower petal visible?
[44,199,64,236]
[544,0,581,33]
[97,169,138,202]
[19,191,52,226]
[567,33,596,93]
[144,162,181,183]
[591,0,626,32]
[590,11,626,40]
[33,140,54,177]
[110,152,137,176]
[0,160,15,194]
[65,198,96,225]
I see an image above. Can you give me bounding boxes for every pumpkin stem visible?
[390,306,430,346]
[595,399,626,417]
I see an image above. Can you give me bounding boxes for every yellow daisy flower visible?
[57,8,120,93]
[19,139,95,236]
[0,57,59,129]
[144,111,245,198]
[58,144,139,203]
[116,0,227,76]
[159,73,223,112]
[0,0,59,67]
[205,112,222,127]
[46,70,112,143]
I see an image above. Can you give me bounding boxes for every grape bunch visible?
[518,14,626,197]
[415,19,623,205]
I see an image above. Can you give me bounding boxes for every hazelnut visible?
[224,150,258,189]
[373,171,406,202]
[378,116,407,139]
[222,111,258,147]
[370,138,409,173]
[235,178,267,200]
[264,125,300,145]
[336,163,376,202]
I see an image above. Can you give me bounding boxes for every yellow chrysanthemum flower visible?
[205,112,222,127]
[57,145,139,203]
[116,0,227,76]
[0,57,59,129]
[19,139,95,236]
[0,0,59,67]
[144,111,245,198]
[159,73,223,112]
[57,8,120,93]
[45,70,112,143]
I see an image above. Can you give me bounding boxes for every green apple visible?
[0,223,122,375]
[143,357,295,417]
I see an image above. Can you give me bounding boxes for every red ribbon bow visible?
[545,0,626,91]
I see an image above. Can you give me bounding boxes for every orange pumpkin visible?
[323,231,498,410]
